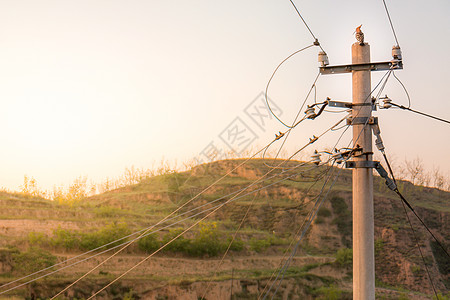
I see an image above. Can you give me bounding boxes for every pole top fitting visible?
[392,45,402,60]
[318,51,329,67]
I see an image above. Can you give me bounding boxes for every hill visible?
[0,159,449,299]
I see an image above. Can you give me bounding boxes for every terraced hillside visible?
[0,159,448,299]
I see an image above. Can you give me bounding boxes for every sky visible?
[0,0,449,192]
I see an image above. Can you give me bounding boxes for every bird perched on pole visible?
[355,25,365,45]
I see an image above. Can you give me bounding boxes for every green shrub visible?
[331,197,352,247]
[0,246,20,273]
[188,222,225,257]
[397,293,410,300]
[49,222,131,251]
[51,227,80,250]
[227,236,245,252]
[138,233,161,253]
[80,221,130,250]
[315,286,342,300]
[161,228,191,253]
[433,293,450,300]
[374,239,385,256]
[335,248,352,268]
[249,234,286,253]
[95,206,122,218]
[249,238,271,253]
[12,247,57,274]
[123,289,137,300]
[28,232,49,247]
[431,240,450,276]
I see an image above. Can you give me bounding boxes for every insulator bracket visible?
[345,160,378,169]
[320,60,403,75]
[346,116,378,125]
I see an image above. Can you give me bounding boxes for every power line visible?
[264,70,397,298]
[81,115,351,299]
[257,164,336,299]
[50,162,311,298]
[264,45,317,128]
[3,148,315,294]
[390,102,450,124]
[256,166,332,299]
[273,74,321,157]
[378,150,449,298]
[265,164,343,299]
[392,71,411,108]
[382,0,400,46]
[267,113,371,298]
[259,114,353,299]
[261,67,396,298]
[399,198,438,299]
[50,127,336,298]
[199,192,258,300]
[380,154,440,298]
[263,72,321,170]
[1,162,314,296]
[287,0,325,52]
[50,140,282,299]
[85,162,305,298]
[393,189,450,258]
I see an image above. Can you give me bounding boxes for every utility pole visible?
[351,41,375,300]
[318,30,402,300]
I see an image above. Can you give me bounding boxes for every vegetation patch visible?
[331,196,352,247]
[430,240,450,288]
[11,247,57,274]
[335,248,352,268]
[28,221,131,251]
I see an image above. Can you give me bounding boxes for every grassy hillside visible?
[0,159,449,299]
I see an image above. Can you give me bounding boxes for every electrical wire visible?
[261,116,307,167]
[258,119,352,299]
[1,161,319,296]
[399,199,438,299]
[8,140,289,297]
[263,154,348,299]
[50,165,304,297]
[199,192,258,300]
[268,164,343,299]
[263,68,396,298]
[382,0,400,46]
[51,168,313,299]
[287,0,325,53]
[378,148,448,298]
[263,72,321,169]
[390,102,450,125]
[261,35,401,300]
[257,161,337,299]
[392,71,411,108]
[331,123,350,131]
[16,51,394,299]
[379,156,440,297]
[264,44,316,128]
[267,119,363,298]
[49,140,285,299]
[81,114,351,299]
[85,166,305,298]
[49,71,371,297]
[393,189,450,259]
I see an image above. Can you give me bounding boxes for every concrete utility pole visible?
[351,42,375,300]
[319,30,403,300]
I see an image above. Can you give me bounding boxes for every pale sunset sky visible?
[0,0,449,192]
